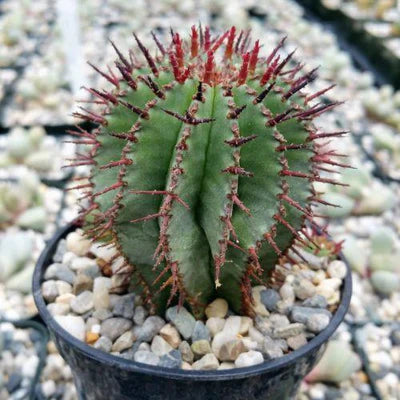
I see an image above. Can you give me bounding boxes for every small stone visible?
[223,316,242,336]
[273,323,305,339]
[73,274,93,295]
[92,308,113,321]
[241,337,258,351]
[302,295,328,309]
[55,281,72,295]
[47,303,70,316]
[290,306,331,325]
[93,278,111,309]
[291,248,325,270]
[212,334,233,357]
[138,342,150,351]
[86,332,99,345]
[279,283,295,303]
[113,293,135,319]
[42,280,59,302]
[206,317,225,337]
[274,338,289,352]
[70,290,94,314]
[260,289,280,311]
[112,331,135,352]
[249,326,265,345]
[219,340,247,361]
[317,278,342,291]
[133,316,165,342]
[269,314,290,329]
[134,351,160,366]
[239,317,253,335]
[192,353,219,370]
[93,276,112,291]
[93,336,112,352]
[312,270,327,285]
[275,299,292,315]
[111,274,129,294]
[90,242,118,262]
[133,306,148,325]
[192,321,210,342]
[293,278,316,300]
[179,341,194,363]
[158,350,182,369]
[306,314,330,333]
[287,333,307,350]
[55,293,76,306]
[44,263,76,284]
[251,286,269,316]
[182,362,193,370]
[315,285,335,302]
[151,335,173,356]
[93,287,110,311]
[6,373,22,393]
[66,230,91,256]
[159,324,181,349]
[211,316,242,356]
[263,337,284,359]
[70,256,97,272]
[191,340,212,356]
[218,362,235,370]
[100,318,133,341]
[235,351,264,368]
[62,251,76,266]
[255,316,272,336]
[166,306,196,340]
[205,298,228,318]
[54,316,85,341]
[41,380,56,397]
[53,239,67,263]
[82,264,101,279]
[327,260,347,279]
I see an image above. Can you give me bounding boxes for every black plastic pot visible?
[33,223,352,400]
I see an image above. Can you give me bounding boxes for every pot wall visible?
[33,224,352,400]
[54,334,324,400]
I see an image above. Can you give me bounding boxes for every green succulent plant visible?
[0,171,46,231]
[70,26,346,317]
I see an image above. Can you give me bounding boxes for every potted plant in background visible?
[33,25,352,400]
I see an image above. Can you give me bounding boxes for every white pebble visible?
[54,315,85,341]
[234,351,264,368]
[206,317,225,337]
[91,324,101,334]
[327,260,347,279]
[66,230,91,257]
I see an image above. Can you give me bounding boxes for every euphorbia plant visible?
[69,26,347,318]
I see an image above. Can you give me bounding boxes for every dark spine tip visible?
[151,30,166,56]
[253,82,276,104]
[132,32,159,76]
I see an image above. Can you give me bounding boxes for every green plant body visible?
[70,26,345,317]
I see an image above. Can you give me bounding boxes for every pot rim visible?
[33,222,352,381]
